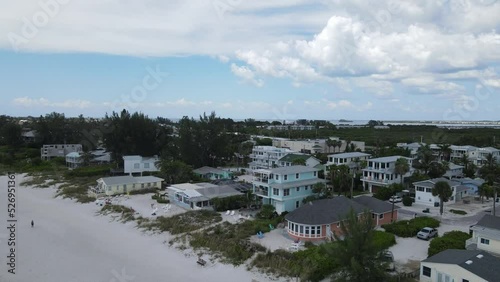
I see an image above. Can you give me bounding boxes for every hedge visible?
[449,209,467,215]
[382,217,440,237]
[428,231,471,257]
[372,230,396,250]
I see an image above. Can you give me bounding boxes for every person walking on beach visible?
[31,220,34,228]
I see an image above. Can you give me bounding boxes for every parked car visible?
[417,227,438,240]
[382,251,395,271]
[389,196,402,203]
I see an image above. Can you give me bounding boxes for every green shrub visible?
[128,187,158,195]
[156,198,169,204]
[211,195,248,212]
[256,204,276,219]
[382,217,440,237]
[402,196,413,206]
[372,230,396,250]
[449,209,467,215]
[428,231,471,257]
[373,187,393,201]
[250,243,340,281]
[140,210,222,235]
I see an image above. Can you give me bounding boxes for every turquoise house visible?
[252,166,325,214]
[193,166,233,180]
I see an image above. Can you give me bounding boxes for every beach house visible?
[193,166,233,180]
[123,155,160,176]
[248,146,297,170]
[420,249,500,282]
[41,144,82,160]
[326,152,371,174]
[361,156,414,193]
[95,175,164,196]
[166,182,242,210]
[252,166,325,214]
[413,178,468,207]
[466,214,500,256]
[277,154,320,167]
[284,196,398,242]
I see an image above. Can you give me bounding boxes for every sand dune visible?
[0,175,278,282]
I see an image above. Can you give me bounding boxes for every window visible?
[275,175,279,180]
[422,266,431,277]
[144,163,150,169]
[141,183,144,188]
[273,188,279,196]
[296,187,300,192]
[313,171,317,177]
[426,188,432,193]
[305,185,308,190]
[296,201,300,208]
[379,213,384,219]
[480,238,490,245]
[123,185,126,190]
[284,175,288,181]
[153,182,157,187]
[417,187,424,192]
[372,213,376,219]
[284,189,290,196]
[132,184,136,189]
[147,183,151,187]
[134,163,140,169]
[296,173,299,179]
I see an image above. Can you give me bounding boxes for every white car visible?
[389,196,402,203]
[417,227,438,240]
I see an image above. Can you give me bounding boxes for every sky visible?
[0,0,499,121]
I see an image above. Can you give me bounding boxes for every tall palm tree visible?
[394,158,410,186]
[414,144,435,175]
[438,144,452,162]
[479,153,498,185]
[335,140,343,153]
[432,181,453,216]
[326,139,335,153]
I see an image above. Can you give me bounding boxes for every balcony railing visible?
[253,177,269,184]
[362,176,390,184]
[465,238,477,250]
[255,189,269,197]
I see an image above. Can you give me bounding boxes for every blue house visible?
[252,166,326,214]
[456,178,485,195]
[193,166,233,180]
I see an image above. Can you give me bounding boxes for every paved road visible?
[399,205,498,226]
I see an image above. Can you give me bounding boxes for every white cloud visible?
[12,97,91,108]
[230,63,264,87]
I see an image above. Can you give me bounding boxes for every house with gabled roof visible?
[413,178,469,207]
[193,166,233,180]
[277,154,320,168]
[94,175,164,196]
[466,214,500,256]
[420,249,500,282]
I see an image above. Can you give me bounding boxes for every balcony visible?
[465,237,477,250]
[253,177,270,184]
[362,176,390,184]
[255,188,269,197]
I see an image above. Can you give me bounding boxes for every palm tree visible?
[335,140,343,153]
[432,181,453,216]
[414,144,435,175]
[438,144,452,162]
[479,153,498,185]
[326,139,336,153]
[394,158,410,187]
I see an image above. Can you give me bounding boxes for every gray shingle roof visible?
[475,214,500,230]
[423,249,500,281]
[285,196,368,225]
[352,196,399,214]
[193,166,228,175]
[327,152,371,158]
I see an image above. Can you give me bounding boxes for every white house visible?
[167,182,242,210]
[277,154,321,168]
[65,152,82,169]
[443,163,464,179]
[466,214,500,256]
[326,152,371,174]
[94,175,163,196]
[420,249,500,282]
[470,147,500,167]
[123,155,160,175]
[248,146,297,170]
[41,144,82,160]
[272,137,366,154]
[413,178,469,207]
[361,156,414,193]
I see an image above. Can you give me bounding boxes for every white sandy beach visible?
[0,175,282,282]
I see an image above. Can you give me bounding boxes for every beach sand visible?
[0,175,281,282]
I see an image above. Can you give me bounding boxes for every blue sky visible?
[1,0,499,121]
